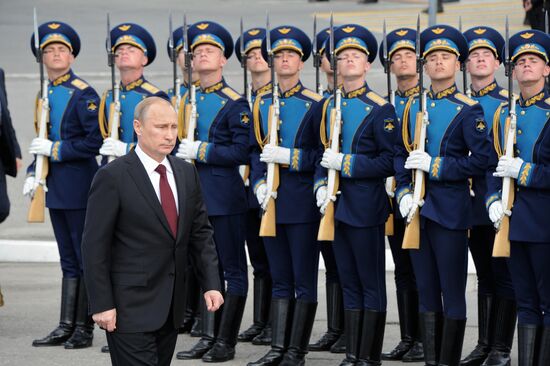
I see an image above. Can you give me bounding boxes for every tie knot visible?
[155,164,167,176]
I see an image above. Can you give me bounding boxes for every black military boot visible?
[239,277,271,342]
[252,321,273,345]
[202,294,247,362]
[190,289,204,337]
[483,297,516,366]
[439,317,467,366]
[176,297,222,360]
[338,309,362,366]
[355,310,386,366]
[279,300,317,366]
[537,327,550,366]
[32,277,78,346]
[247,298,294,366]
[461,294,493,366]
[64,279,94,349]
[309,282,344,351]
[419,312,443,366]
[382,290,417,360]
[517,324,540,366]
[180,268,200,333]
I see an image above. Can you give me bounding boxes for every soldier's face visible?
[192,44,226,72]
[514,54,550,84]
[42,43,74,72]
[134,103,178,161]
[390,49,416,79]
[246,48,269,73]
[114,44,148,71]
[337,49,370,79]
[274,50,303,77]
[320,54,333,74]
[424,51,460,81]
[467,48,500,78]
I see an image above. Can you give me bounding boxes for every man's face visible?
[42,43,74,73]
[514,53,550,84]
[192,44,226,73]
[134,103,178,160]
[337,48,370,79]
[424,50,460,81]
[320,54,333,74]
[246,48,269,73]
[114,44,148,71]
[273,50,303,77]
[467,48,500,78]
[390,49,417,79]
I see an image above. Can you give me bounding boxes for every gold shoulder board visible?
[222,87,241,101]
[455,93,477,106]
[141,82,160,95]
[71,79,88,90]
[366,91,387,106]
[301,89,323,102]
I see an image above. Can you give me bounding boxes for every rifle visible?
[313,14,323,96]
[493,16,515,257]
[239,17,251,184]
[402,15,428,249]
[28,8,49,223]
[318,13,342,241]
[182,15,197,164]
[382,19,395,236]
[459,16,471,97]
[106,13,121,163]
[259,13,280,237]
[169,13,182,114]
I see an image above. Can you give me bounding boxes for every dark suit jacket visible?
[0,68,21,178]
[82,150,221,333]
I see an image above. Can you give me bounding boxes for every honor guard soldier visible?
[315,24,397,366]
[248,25,323,366]
[486,29,550,366]
[308,25,346,356]
[378,27,424,363]
[234,27,274,346]
[25,21,102,349]
[167,25,199,108]
[461,26,517,366]
[174,20,250,363]
[98,23,168,160]
[395,25,490,366]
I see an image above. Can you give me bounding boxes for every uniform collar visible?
[428,84,457,100]
[202,79,225,94]
[183,79,200,89]
[342,83,368,99]
[519,89,547,107]
[470,80,497,97]
[121,76,145,92]
[51,70,72,87]
[280,81,303,98]
[253,81,272,96]
[396,84,420,98]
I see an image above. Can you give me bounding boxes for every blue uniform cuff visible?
[518,162,534,187]
[51,141,62,162]
[289,148,302,172]
[196,142,211,163]
[485,192,501,210]
[253,177,267,194]
[341,154,355,178]
[429,156,444,181]
[314,177,328,194]
[396,185,412,204]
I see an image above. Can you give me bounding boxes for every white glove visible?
[23,176,37,198]
[405,150,432,172]
[255,183,268,207]
[28,138,53,157]
[260,144,291,164]
[321,149,344,171]
[385,177,395,198]
[316,186,327,208]
[399,193,414,218]
[493,156,524,179]
[99,138,128,157]
[176,139,201,160]
[488,200,505,228]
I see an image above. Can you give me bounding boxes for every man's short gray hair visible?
[134,96,174,122]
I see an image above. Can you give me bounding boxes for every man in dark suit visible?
[0,67,22,224]
[82,96,223,366]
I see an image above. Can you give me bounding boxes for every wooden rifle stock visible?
[259,104,279,237]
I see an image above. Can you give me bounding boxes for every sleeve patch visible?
[366,91,388,106]
[475,118,487,133]
[301,88,323,102]
[141,82,160,95]
[87,100,98,112]
[221,87,241,101]
[240,111,250,126]
[384,118,396,133]
[71,79,88,90]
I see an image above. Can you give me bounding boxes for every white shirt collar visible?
[135,144,173,175]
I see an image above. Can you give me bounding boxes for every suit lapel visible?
[126,151,174,238]
[169,155,187,245]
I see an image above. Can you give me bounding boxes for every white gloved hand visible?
[405,150,432,172]
[399,193,414,218]
[493,156,524,179]
[255,183,268,207]
[99,138,128,157]
[176,139,201,160]
[488,200,505,228]
[23,176,37,198]
[260,144,291,164]
[385,177,395,198]
[28,138,53,157]
[316,186,328,208]
[321,149,344,171]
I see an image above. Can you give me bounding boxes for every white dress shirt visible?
[135,144,179,213]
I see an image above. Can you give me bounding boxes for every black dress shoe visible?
[32,324,74,347]
[247,349,286,366]
[402,340,424,362]
[381,340,412,360]
[308,331,340,351]
[238,324,264,342]
[176,338,214,359]
[202,341,236,362]
[101,345,110,353]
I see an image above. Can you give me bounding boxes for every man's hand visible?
[405,150,432,173]
[399,193,414,218]
[93,308,117,332]
[255,183,268,207]
[488,200,505,228]
[260,144,291,164]
[99,138,127,157]
[23,176,36,198]
[16,158,22,173]
[29,137,53,157]
[493,156,524,179]
[321,149,343,171]
[204,290,224,312]
[176,139,201,160]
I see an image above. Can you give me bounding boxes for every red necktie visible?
[155,164,178,237]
